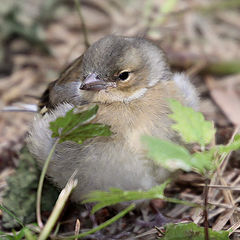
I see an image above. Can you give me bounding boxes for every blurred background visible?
[0,0,240,236]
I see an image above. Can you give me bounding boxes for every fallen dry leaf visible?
[206,74,240,125]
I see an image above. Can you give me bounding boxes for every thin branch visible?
[203,179,209,240]
[194,184,240,191]
[74,219,81,240]
[74,0,90,49]
[220,125,240,173]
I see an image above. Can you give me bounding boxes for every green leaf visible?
[49,105,112,144]
[142,136,192,172]
[161,222,229,240]
[82,181,169,214]
[0,231,14,240]
[217,134,240,154]
[49,105,98,137]
[59,123,112,144]
[191,150,215,175]
[0,227,33,240]
[23,229,37,240]
[143,136,216,175]
[13,228,26,240]
[168,99,215,147]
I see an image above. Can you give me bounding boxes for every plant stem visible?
[36,139,59,229]
[203,178,209,240]
[59,204,135,239]
[24,228,37,240]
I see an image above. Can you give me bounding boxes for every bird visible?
[27,35,199,202]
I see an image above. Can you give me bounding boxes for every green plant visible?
[1,105,112,239]
[159,222,229,240]
[82,99,237,239]
[2,99,237,239]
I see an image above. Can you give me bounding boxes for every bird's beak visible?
[80,73,116,91]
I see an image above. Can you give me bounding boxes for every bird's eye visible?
[118,71,130,81]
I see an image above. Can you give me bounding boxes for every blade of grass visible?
[74,0,90,48]
[36,139,59,228]
[0,205,24,228]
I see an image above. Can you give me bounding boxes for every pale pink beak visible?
[80,73,116,91]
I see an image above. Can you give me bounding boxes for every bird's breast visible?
[94,102,174,154]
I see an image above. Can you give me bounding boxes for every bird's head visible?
[51,35,172,106]
[80,35,173,104]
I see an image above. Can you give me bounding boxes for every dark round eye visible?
[118,71,130,81]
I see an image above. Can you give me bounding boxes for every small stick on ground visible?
[74,219,81,240]
[203,178,209,240]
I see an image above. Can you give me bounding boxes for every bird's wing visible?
[38,55,83,112]
[173,73,199,110]
[38,80,57,111]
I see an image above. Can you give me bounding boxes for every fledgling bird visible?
[27,35,199,202]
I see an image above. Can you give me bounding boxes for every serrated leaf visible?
[142,136,192,172]
[162,222,229,240]
[49,105,98,137]
[191,150,215,175]
[59,123,112,144]
[143,136,216,175]
[217,134,240,154]
[82,181,170,213]
[168,99,215,147]
[49,105,112,144]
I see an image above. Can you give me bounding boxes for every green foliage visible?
[205,60,240,75]
[82,100,240,220]
[143,136,216,175]
[217,134,240,154]
[168,99,215,147]
[0,227,36,240]
[161,222,229,240]
[49,105,112,144]
[143,100,240,177]
[143,136,193,172]
[83,181,169,213]
[0,227,38,240]
[2,147,59,229]
[2,147,38,229]
[191,150,215,175]
[4,99,237,237]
